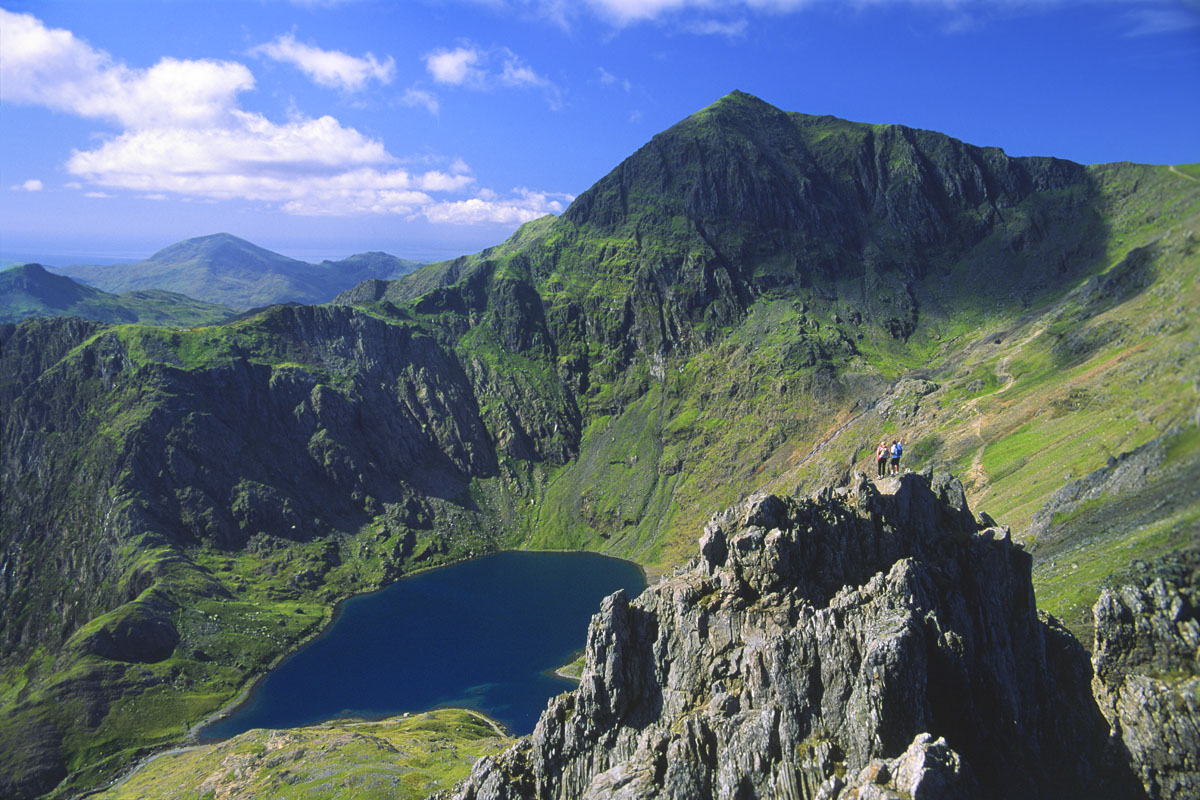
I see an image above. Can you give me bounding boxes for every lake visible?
[199,551,646,739]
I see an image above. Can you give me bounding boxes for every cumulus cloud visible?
[1,9,568,224]
[427,46,484,85]
[252,33,394,91]
[425,43,561,107]
[12,179,44,192]
[0,10,253,129]
[425,188,574,225]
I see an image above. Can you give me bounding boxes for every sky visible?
[2,0,1198,266]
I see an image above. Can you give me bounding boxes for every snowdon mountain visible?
[0,262,236,326]
[2,92,1197,798]
[47,233,424,310]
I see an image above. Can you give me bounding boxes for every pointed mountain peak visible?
[5,262,51,278]
[681,90,791,131]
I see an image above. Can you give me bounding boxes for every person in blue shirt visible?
[890,438,903,476]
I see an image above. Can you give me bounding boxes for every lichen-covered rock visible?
[450,472,1127,800]
[1092,548,1200,799]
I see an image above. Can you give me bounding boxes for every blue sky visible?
[2,0,1198,265]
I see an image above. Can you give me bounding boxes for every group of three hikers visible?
[875,438,903,478]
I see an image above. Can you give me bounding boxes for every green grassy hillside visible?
[0,263,236,326]
[94,709,510,800]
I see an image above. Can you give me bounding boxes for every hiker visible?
[890,438,903,475]
[875,440,889,478]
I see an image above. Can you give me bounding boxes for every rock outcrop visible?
[449,472,1132,800]
[1092,547,1200,799]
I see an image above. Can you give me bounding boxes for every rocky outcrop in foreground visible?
[449,472,1147,800]
[1093,548,1200,799]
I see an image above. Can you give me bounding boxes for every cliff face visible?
[356,92,1095,387]
[1092,548,1200,799]
[449,472,1134,800]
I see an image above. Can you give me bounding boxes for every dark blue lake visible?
[199,551,645,739]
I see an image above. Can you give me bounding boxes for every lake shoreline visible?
[196,549,646,742]
[192,546,651,742]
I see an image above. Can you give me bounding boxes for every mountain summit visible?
[48,233,422,310]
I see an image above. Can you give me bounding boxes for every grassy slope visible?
[747,162,1200,638]
[0,264,236,327]
[94,709,510,800]
[518,161,1199,626]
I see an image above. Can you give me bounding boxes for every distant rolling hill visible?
[0,262,236,326]
[47,233,424,310]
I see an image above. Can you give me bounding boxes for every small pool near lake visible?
[200,551,645,739]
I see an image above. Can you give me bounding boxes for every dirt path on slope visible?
[1168,165,1199,183]
[791,405,875,473]
[963,325,1045,502]
[79,744,206,798]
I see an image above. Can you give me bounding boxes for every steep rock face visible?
[0,303,577,661]
[1092,548,1200,799]
[450,473,1126,800]
[344,93,1096,399]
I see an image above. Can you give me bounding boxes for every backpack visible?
[893,442,902,458]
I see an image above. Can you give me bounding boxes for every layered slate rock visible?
[1092,548,1200,800]
[449,472,1130,800]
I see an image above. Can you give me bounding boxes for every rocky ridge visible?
[1092,547,1200,799]
[448,472,1147,800]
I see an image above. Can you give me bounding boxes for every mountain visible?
[0,263,236,326]
[1,92,1198,798]
[48,233,423,310]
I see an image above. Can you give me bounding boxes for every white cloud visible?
[2,9,568,225]
[402,87,441,115]
[251,33,394,91]
[425,43,561,107]
[427,46,484,85]
[424,188,574,225]
[12,179,44,192]
[0,10,252,129]
[85,191,114,199]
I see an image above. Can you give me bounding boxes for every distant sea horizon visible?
[1,251,142,269]
[0,244,462,270]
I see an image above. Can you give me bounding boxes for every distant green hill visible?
[0,262,236,326]
[49,233,423,310]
